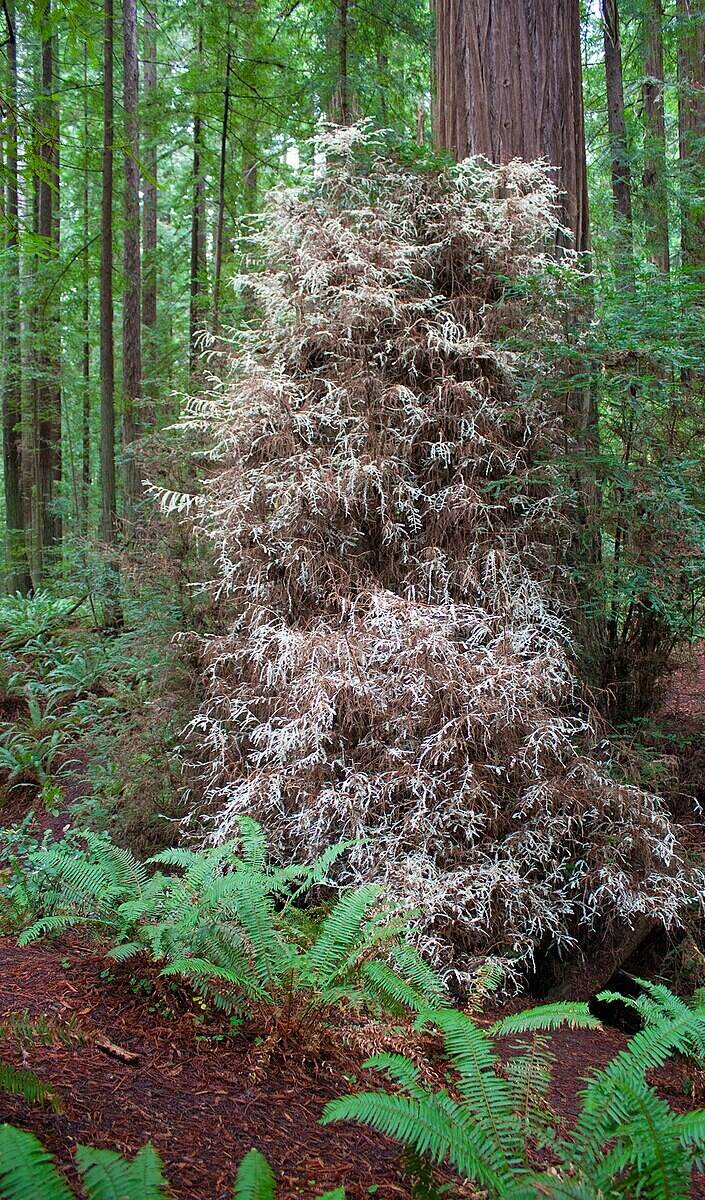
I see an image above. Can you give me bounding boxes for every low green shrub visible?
[4,819,446,1037]
[0,1127,340,1200]
[324,996,705,1198]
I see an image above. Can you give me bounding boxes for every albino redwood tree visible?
[163,128,697,988]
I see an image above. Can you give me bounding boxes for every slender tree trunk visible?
[212,21,232,336]
[677,0,705,273]
[336,0,349,123]
[35,0,61,565]
[432,0,589,256]
[189,1,206,376]
[2,0,31,592]
[642,0,670,274]
[122,0,142,509]
[81,45,90,527]
[100,0,117,546]
[142,4,158,419]
[602,0,635,289]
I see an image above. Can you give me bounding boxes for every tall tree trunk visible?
[2,0,31,593]
[189,1,206,376]
[142,3,158,419]
[212,21,232,336]
[432,0,589,256]
[677,0,705,273]
[35,0,61,566]
[336,0,349,123]
[81,44,90,527]
[100,0,117,546]
[122,0,142,510]
[602,0,635,289]
[642,0,671,273]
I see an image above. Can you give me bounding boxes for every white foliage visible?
[177,126,699,987]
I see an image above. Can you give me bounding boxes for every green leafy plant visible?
[10,820,446,1039]
[0,1127,341,1200]
[0,1064,59,1113]
[324,997,705,1198]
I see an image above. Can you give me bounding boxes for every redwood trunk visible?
[642,0,670,274]
[212,27,232,335]
[142,4,158,417]
[122,0,142,507]
[677,0,705,273]
[100,0,117,546]
[602,0,635,288]
[36,0,62,563]
[432,0,589,255]
[189,4,206,375]
[3,0,31,592]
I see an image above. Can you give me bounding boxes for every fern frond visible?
[361,960,436,1015]
[0,1063,60,1111]
[0,1124,73,1200]
[431,1008,523,1166]
[18,913,95,944]
[674,1110,705,1172]
[159,957,269,1000]
[491,1002,601,1036]
[388,944,447,1009]
[76,1143,170,1200]
[322,1091,506,1191]
[362,1052,425,1097]
[232,1148,275,1200]
[305,886,380,983]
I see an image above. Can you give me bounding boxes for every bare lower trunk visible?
[602,0,635,288]
[36,0,62,566]
[81,45,90,528]
[432,0,589,256]
[642,0,670,274]
[100,0,117,546]
[2,0,31,593]
[212,23,232,336]
[189,3,206,375]
[122,0,142,509]
[142,4,158,419]
[677,0,705,273]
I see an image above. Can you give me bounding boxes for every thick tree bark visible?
[189,2,206,376]
[2,0,32,593]
[142,4,158,419]
[642,0,670,274]
[35,0,62,564]
[122,0,142,508]
[212,24,232,336]
[432,0,589,255]
[602,0,635,289]
[100,0,117,546]
[677,0,705,273]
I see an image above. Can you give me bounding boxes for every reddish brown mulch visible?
[0,935,414,1199]
[3,937,705,1199]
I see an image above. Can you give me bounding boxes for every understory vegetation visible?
[2,1,705,1192]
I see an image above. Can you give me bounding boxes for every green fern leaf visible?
[491,1002,602,1036]
[232,1148,275,1200]
[0,1124,73,1200]
[76,1143,170,1200]
[0,1063,60,1111]
[362,1052,424,1097]
[305,886,380,983]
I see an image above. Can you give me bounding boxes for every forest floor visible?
[2,634,705,1196]
[2,930,705,1200]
